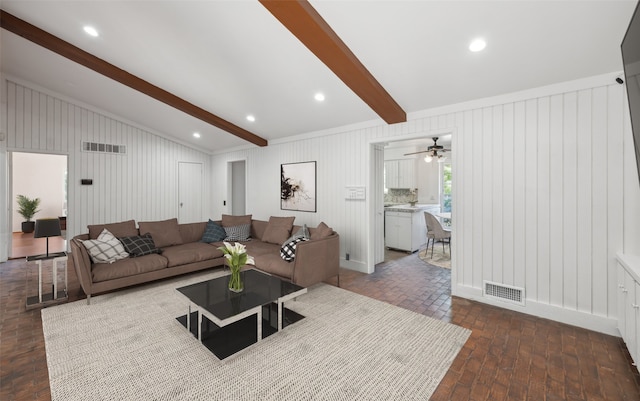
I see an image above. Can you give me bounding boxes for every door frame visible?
[367,128,456,273]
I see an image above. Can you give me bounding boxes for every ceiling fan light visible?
[438,155,446,163]
[424,155,433,163]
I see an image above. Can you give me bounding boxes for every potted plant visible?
[16,195,41,233]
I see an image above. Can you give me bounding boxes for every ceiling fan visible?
[403,137,451,162]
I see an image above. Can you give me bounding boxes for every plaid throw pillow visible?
[119,233,160,257]
[224,224,251,241]
[280,237,308,262]
[201,219,226,243]
[81,229,129,264]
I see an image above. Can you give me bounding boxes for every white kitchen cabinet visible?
[385,161,399,188]
[617,259,640,367]
[398,159,416,188]
[385,159,415,189]
[385,209,425,252]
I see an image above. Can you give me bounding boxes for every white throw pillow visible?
[82,228,129,264]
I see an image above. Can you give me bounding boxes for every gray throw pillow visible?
[201,219,226,243]
[224,224,251,242]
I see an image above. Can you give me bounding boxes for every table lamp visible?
[34,218,62,258]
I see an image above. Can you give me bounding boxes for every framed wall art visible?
[281,161,316,212]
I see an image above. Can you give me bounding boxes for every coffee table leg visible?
[257,308,262,342]
[186,304,191,332]
[278,301,283,331]
[198,310,202,342]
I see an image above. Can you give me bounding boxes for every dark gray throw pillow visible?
[201,219,226,243]
[119,233,160,257]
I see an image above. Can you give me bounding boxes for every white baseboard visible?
[340,258,369,273]
[453,284,620,337]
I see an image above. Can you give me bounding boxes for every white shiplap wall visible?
[211,73,633,334]
[3,79,211,243]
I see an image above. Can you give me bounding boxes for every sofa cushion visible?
[261,216,295,245]
[239,240,279,257]
[280,237,308,262]
[224,224,251,241]
[201,219,227,243]
[253,253,295,280]
[81,229,129,264]
[119,233,161,257]
[138,218,183,248]
[221,214,252,227]
[178,222,207,244]
[88,219,138,240]
[161,243,224,267]
[92,254,167,282]
[310,222,333,240]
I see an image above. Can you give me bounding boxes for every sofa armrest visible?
[70,235,94,297]
[291,232,340,287]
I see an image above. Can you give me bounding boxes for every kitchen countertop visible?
[384,203,440,212]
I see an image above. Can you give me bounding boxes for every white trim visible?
[454,284,620,336]
[340,258,368,273]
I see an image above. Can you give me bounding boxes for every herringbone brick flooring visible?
[2,249,639,400]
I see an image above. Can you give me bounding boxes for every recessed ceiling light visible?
[83,26,99,37]
[193,132,201,138]
[314,93,325,102]
[246,115,256,122]
[469,38,486,52]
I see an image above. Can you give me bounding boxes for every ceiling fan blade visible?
[403,150,430,156]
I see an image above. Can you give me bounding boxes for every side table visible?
[26,252,68,309]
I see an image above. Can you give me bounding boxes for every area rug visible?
[41,270,470,401]
[418,243,451,269]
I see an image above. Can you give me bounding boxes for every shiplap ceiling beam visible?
[0,10,268,147]
[260,0,406,125]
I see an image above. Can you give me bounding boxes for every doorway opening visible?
[10,152,68,259]
[369,132,454,270]
[228,160,246,215]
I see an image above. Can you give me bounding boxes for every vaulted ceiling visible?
[1,1,636,154]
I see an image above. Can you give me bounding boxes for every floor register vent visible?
[82,141,126,155]
[483,281,525,306]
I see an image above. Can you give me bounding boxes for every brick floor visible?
[2,249,640,400]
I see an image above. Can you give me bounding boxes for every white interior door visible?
[178,162,203,224]
[230,160,246,215]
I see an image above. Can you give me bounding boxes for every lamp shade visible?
[34,218,62,238]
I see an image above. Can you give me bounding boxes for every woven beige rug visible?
[419,243,451,269]
[42,270,470,401]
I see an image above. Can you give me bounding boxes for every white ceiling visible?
[1,1,636,154]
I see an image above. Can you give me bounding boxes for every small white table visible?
[26,252,68,309]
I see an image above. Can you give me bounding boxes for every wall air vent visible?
[81,141,126,155]
[483,281,525,306]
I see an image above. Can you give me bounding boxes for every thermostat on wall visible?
[81,179,93,185]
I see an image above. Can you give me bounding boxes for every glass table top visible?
[176,269,305,321]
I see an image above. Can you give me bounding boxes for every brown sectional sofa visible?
[70,217,340,304]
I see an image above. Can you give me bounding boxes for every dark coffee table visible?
[176,268,307,359]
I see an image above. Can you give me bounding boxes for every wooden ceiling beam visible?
[260,0,406,124]
[0,10,268,147]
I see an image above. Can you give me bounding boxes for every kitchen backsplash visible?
[384,188,418,204]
